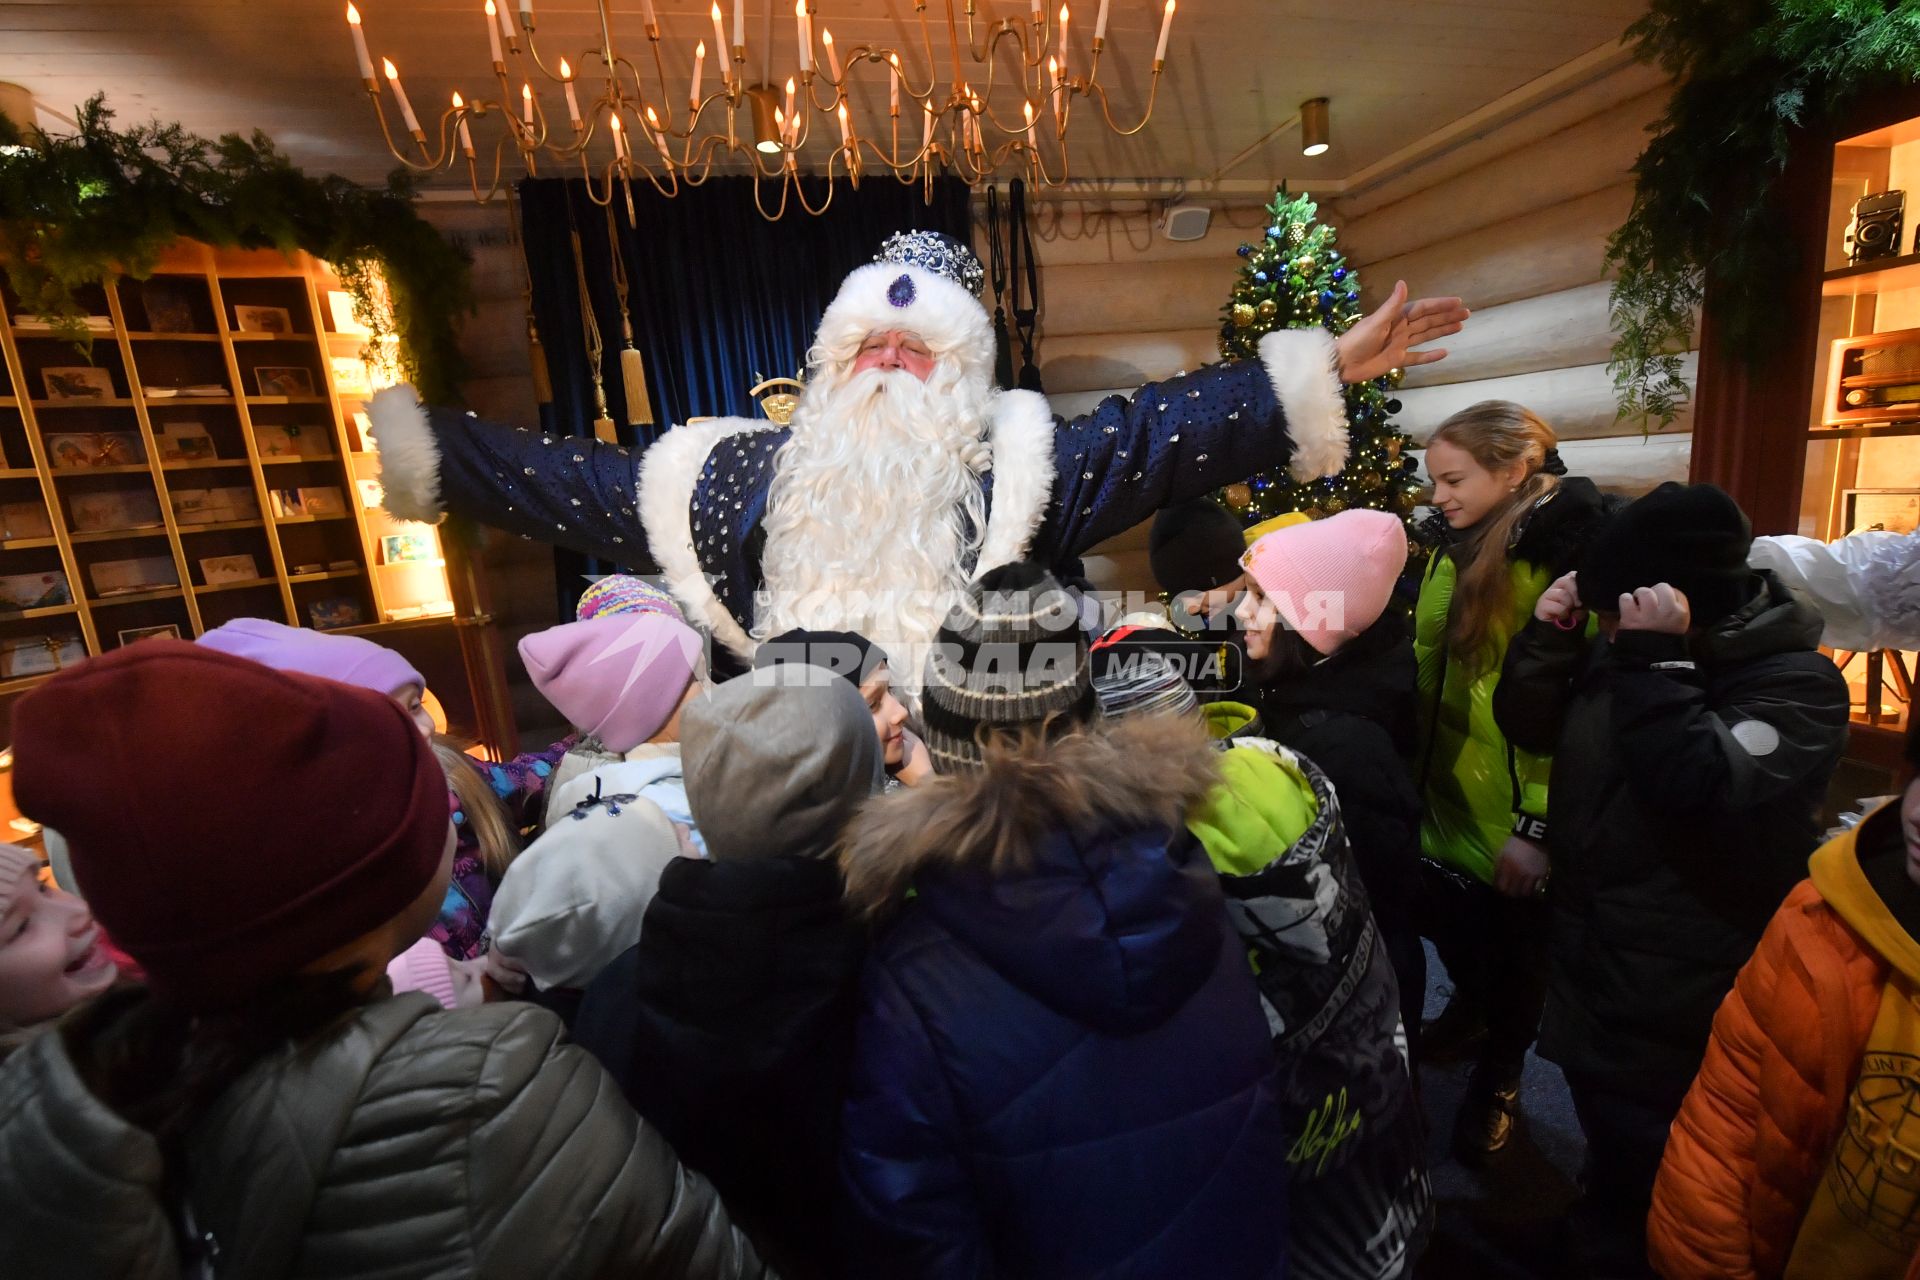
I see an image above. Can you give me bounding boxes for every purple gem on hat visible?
[887,273,916,308]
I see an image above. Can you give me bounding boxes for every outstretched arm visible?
[368,386,650,567]
[1039,285,1467,560]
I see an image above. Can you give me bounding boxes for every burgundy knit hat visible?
[12,640,450,1011]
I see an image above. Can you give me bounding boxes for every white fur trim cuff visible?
[367,385,445,524]
[975,389,1055,575]
[1258,328,1349,482]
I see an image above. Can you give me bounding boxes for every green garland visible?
[0,96,470,404]
[1608,0,1920,429]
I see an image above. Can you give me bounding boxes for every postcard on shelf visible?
[0,502,52,541]
[252,423,324,458]
[0,571,72,611]
[386,604,425,622]
[141,281,198,333]
[268,488,307,519]
[234,305,294,336]
[327,290,371,337]
[421,600,455,618]
[14,314,112,334]
[170,489,216,525]
[90,557,178,597]
[379,531,435,564]
[198,554,260,586]
[118,624,181,646]
[330,356,372,398]
[41,367,116,401]
[350,411,375,452]
[308,596,365,631]
[0,635,88,679]
[68,489,163,534]
[291,562,326,576]
[356,478,384,509]
[45,432,146,469]
[1844,488,1920,536]
[298,486,347,518]
[252,366,315,398]
[326,558,359,571]
[157,421,215,463]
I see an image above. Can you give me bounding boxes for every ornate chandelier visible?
[344,0,1177,218]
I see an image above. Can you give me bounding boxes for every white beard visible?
[756,361,992,691]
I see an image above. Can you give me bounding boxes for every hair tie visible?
[1540,447,1569,477]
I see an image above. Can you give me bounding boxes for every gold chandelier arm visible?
[365,87,444,170]
[1081,65,1163,136]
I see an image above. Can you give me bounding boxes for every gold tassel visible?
[591,384,617,444]
[527,314,553,406]
[620,342,653,427]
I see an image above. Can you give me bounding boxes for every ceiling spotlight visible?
[747,84,782,153]
[1300,97,1330,157]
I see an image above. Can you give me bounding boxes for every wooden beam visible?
[1395,357,1699,444]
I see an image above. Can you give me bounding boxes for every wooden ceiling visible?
[2,0,1649,188]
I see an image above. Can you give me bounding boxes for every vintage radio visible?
[1823,326,1920,428]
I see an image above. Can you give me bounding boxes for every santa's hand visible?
[1333,280,1470,385]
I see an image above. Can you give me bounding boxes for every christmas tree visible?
[1218,190,1424,532]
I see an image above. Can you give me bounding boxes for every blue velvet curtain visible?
[518,174,971,605]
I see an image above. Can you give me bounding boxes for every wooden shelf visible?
[142,394,236,406]
[377,557,446,569]
[29,399,137,410]
[0,398,16,409]
[0,672,56,697]
[245,396,329,406]
[288,567,364,584]
[333,614,457,637]
[1809,421,1920,441]
[231,332,318,343]
[8,324,114,338]
[88,587,183,607]
[177,519,265,534]
[0,469,40,479]
[1823,251,1920,296]
[273,513,352,525]
[125,332,223,343]
[0,538,60,551]
[259,453,335,465]
[69,527,168,544]
[194,577,278,595]
[51,464,152,476]
[1,603,81,621]
[161,459,250,472]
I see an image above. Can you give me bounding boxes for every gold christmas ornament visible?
[1386,438,1401,460]
[1257,299,1278,320]
[1223,482,1253,512]
[1360,470,1382,488]
[1232,303,1257,329]
[1323,496,1347,514]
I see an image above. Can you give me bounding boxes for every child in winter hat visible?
[576,574,686,623]
[755,628,932,787]
[196,618,541,964]
[518,610,709,846]
[1238,507,1409,660]
[0,843,119,1059]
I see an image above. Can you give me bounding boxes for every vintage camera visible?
[1846,190,1906,264]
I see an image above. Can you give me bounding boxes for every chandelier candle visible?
[453,92,475,156]
[493,0,517,48]
[522,82,534,129]
[890,53,900,117]
[383,59,423,136]
[1058,5,1069,81]
[710,4,729,82]
[638,0,658,36]
[795,1,811,74]
[822,27,842,83]
[732,0,744,58]
[691,41,705,108]
[608,111,630,161]
[1154,0,1176,65]
[1094,0,1110,44]
[837,101,851,150]
[346,4,374,82]
[485,0,503,65]
[645,106,671,160]
[559,58,581,128]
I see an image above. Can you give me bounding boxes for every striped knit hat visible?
[1090,624,1201,722]
[920,562,1094,774]
[576,574,686,623]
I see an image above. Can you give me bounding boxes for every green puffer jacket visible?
[0,995,770,1280]
[1413,478,1611,884]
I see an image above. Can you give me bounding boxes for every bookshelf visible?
[0,242,472,705]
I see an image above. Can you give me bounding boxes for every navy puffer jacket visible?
[836,715,1290,1280]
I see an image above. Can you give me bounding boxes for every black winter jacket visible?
[1493,570,1851,1090]
[569,854,865,1280]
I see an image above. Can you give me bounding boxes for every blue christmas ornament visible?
[1266,226,1281,239]
[1332,267,1347,282]
[1346,292,1358,302]
[1254,271,1269,283]
[1237,244,1251,258]
[1319,290,1336,306]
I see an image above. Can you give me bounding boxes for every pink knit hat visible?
[1240,509,1408,656]
[518,614,704,752]
[197,617,424,696]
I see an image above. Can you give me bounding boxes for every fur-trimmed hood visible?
[839,714,1228,1032]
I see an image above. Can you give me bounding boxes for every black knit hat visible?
[753,628,886,687]
[1577,482,1756,624]
[1150,499,1248,595]
[921,562,1094,774]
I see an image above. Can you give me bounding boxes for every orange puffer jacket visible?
[1648,804,1919,1280]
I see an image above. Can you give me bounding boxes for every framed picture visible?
[0,635,88,678]
[117,624,181,646]
[141,281,199,333]
[380,531,436,564]
[68,489,163,533]
[330,356,373,398]
[1843,488,1920,536]
[90,557,178,597]
[156,421,216,463]
[350,411,375,452]
[0,571,72,611]
[308,596,365,631]
[268,488,307,519]
[41,367,116,401]
[234,305,294,335]
[298,486,347,518]
[356,478,385,510]
[252,366,315,398]
[45,432,146,469]
[328,290,371,336]
[251,423,324,458]
[0,502,52,542]
[198,554,260,586]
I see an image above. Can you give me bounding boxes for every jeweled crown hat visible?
[813,230,996,384]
